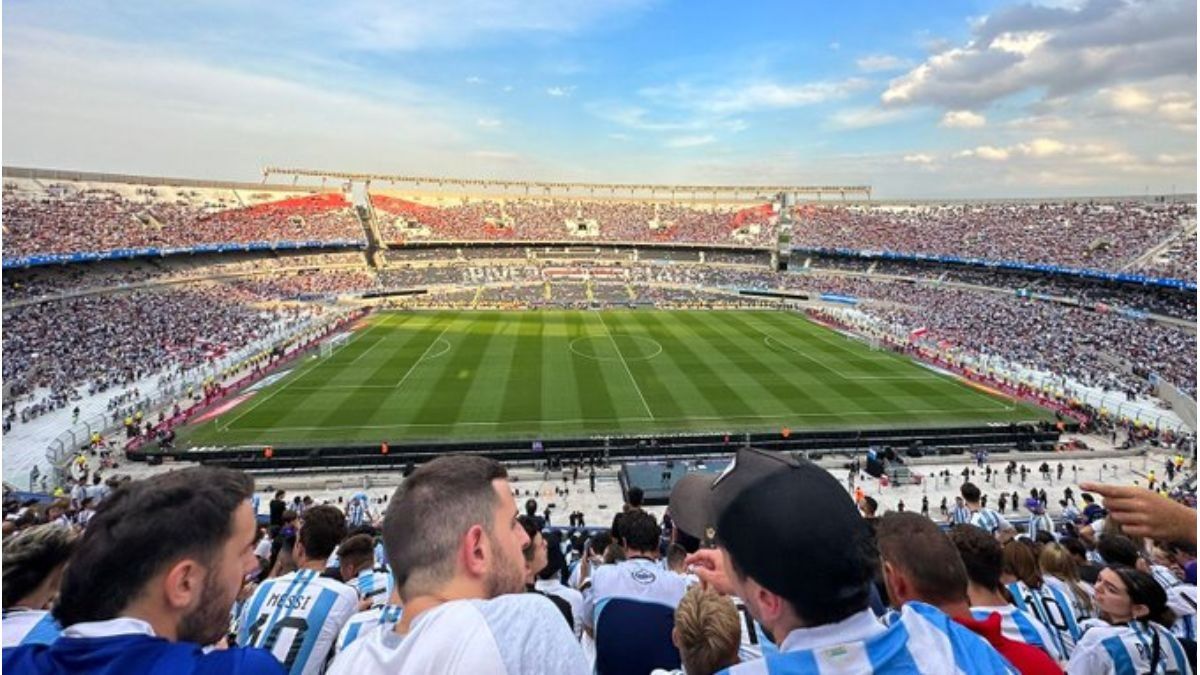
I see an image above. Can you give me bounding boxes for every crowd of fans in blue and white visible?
[3,447,1197,674]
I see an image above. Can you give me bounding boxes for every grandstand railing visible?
[792,247,1197,291]
[3,240,366,270]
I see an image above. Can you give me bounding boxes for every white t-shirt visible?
[326,593,588,675]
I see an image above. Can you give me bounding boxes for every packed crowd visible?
[221,271,379,300]
[373,195,775,247]
[1131,231,1198,281]
[792,202,1196,280]
[804,256,1197,320]
[2,186,364,258]
[3,252,369,304]
[3,450,1196,674]
[2,288,314,425]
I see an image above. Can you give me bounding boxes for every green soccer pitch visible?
[182,310,1051,447]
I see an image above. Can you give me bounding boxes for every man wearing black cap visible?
[674,448,1015,674]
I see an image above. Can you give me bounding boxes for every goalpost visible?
[321,332,353,358]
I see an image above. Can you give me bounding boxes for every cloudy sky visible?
[3,0,1195,197]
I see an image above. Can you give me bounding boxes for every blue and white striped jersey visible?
[1046,576,1095,622]
[1066,619,1192,675]
[1167,585,1197,641]
[1,609,61,647]
[350,568,394,609]
[951,505,972,525]
[237,568,359,675]
[334,605,402,653]
[1007,580,1082,658]
[969,508,1011,534]
[345,500,369,528]
[970,604,1064,661]
[1152,565,1184,591]
[1027,513,1055,540]
[723,603,1016,674]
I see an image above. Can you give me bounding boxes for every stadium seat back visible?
[594,598,681,675]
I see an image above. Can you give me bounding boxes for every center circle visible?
[569,335,663,362]
[423,337,453,361]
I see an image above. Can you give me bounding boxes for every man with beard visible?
[237,504,358,675]
[3,467,283,674]
[327,455,587,675]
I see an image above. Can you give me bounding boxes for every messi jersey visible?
[1008,580,1082,658]
[1067,619,1192,675]
[335,605,403,653]
[724,603,1016,674]
[238,569,359,675]
[350,569,394,609]
[970,604,1064,661]
[1,609,61,647]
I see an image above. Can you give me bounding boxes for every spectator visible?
[1001,540,1084,657]
[583,509,687,675]
[337,533,393,609]
[949,524,1065,661]
[2,467,282,674]
[1039,543,1096,621]
[327,455,586,675]
[333,588,403,656]
[238,504,358,675]
[876,512,1062,674]
[963,482,1015,539]
[678,448,1012,673]
[269,491,287,529]
[653,587,741,675]
[535,529,585,640]
[1067,566,1191,674]
[610,485,645,543]
[518,514,574,631]
[2,524,78,647]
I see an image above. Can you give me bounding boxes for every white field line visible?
[597,312,655,419]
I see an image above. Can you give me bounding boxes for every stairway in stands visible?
[354,194,387,269]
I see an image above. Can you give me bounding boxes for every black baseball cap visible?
[669,448,800,545]
[671,448,875,614]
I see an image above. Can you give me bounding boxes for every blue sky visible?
[3,0,1195,197]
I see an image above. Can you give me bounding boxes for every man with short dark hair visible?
[610,486,645,542]
[3,467,283,674]
[877,513,1061,674]
[962,482,1015,539]
[584,509,687,674]
[327,455,585,674]
[337,534,393,609]
[948,524,1063,662]
[238,504,358,675]
[678,448,1011,673]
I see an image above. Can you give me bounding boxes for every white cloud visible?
[475,117,502,128]
[1004,114,1072,132]
[664,135,716,148]
[3,29,471,179]
[828,107,910,130]
[465,75,485,85]
[642,78,868,115]
[546,86,575,97]
[903,153,936,164]
[856,54,912,73]
[502,85,515,93]
[960,145,1012,161]
[882,0,1196,109]
[939,110,987,128]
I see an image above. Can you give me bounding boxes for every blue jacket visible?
[3,633,284,675]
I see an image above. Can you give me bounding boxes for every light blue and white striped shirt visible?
[237,568,360,675]
[1,609,61,647]
[334,605,403,653]
[951,505,972,525]
[351,568,394,609]
[1066,619,1192,675]
[1007,580,1082,658]
[722,603,1016,674]
[969,507,1011,535]
[970,604,1064,661]
[1027,513,1055,541]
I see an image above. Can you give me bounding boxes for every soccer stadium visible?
[2,2,1198,674]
